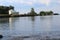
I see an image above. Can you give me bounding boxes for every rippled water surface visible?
[0,15,60,40]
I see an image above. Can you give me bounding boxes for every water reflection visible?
[0,18,9,30]
[40,16,53,32]
[0,18,9,23]
[30,16,35,22]
[0,16,60,40]
[0,17,20,36]
[30,16,35,40]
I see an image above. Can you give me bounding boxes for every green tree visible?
[48,11,53,15]
[9,5,14,10]
[39,11,53,16]
[29,8,37,15]
[40,11,46,16]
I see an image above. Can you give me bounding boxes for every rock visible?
[0,35,3,38]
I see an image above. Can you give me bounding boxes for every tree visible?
[0,6,14,14]
[29,8,37,15]
[39,11,53,16]
[48,11,53,15]
[40,11,46,16]
[9,5,14,10]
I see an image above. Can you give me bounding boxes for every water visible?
[0,15,60,40]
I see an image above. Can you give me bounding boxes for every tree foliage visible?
[0,5,14,14]
[9,5,14,10]
[28,8,37,15]
[39,11,53,16]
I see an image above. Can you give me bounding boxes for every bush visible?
[39,11,53,16]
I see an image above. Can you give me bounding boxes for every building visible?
[9,9,19,15]
[0,6,14,15]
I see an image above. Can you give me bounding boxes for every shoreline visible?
[0,14,59,18]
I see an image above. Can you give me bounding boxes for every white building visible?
[9,9,19,15]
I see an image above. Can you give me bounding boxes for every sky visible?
[0,0,60,14]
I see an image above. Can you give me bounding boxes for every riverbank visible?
[8,14,60,17]
[0,14,59,18]
[0,14,38,17]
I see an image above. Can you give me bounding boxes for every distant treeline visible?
[0,5,59,16]
[23,8,59,16]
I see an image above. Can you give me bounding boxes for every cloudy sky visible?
[0,0,60,14]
